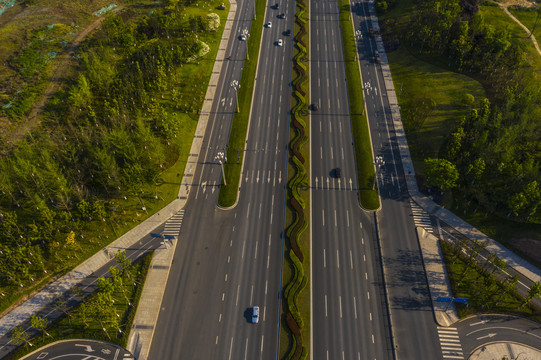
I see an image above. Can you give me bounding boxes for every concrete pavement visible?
[469,342,541,360]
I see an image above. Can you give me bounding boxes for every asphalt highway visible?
[353,0,445,359]
[147,0,295,358]
[310,0,393,359]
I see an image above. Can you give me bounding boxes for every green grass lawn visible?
[509,6,541,41]
[339,0,379,210]
[217,0,266,207]
[480,5,541,75]
[386,47,485,172]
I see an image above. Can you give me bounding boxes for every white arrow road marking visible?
[201,181,207,193]
[75,344,95,352]
[315,177,318,189]
[279,171,282,183]
[349,178,353,190]
[256,170,260,183]
[469,320,489,326]
[476,333,497,340]
[326,177,330,189]
[221,98,226,106]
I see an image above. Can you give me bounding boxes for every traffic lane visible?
[378,196,442,359]
[22,339,134,360]
[312,191,390,359]
[458,314,541,355]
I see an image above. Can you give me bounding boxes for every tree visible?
[10,325,33,347]
[31,314,50,339]
[424,158,459,191]
[522,282,541,308]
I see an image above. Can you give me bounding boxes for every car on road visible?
[333,168,341,178]
[252,306,259,323]
[239,34,246,41]
[278,13,285,19]
[311,103,319,111]
[284,29,291,36]
[273,2,279,9]
[266,21,272,28]
[277,39,283,46]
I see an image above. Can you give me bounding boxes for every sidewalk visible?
[366,0,541,327]
[0,1,237,356]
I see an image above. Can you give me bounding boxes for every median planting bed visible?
[339,0,379,209]
[217,0,266,207]
[281,0,309,358]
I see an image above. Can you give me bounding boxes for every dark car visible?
[311,103,319,111]
[278,13,285,19]
[333,168,341,178]
[284,29,291,36]
[273,2,279,9]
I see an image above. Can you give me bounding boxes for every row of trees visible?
[10,251,144,348]
[444,238,541,309]
[398,0,541,223]
[0,1,218,298]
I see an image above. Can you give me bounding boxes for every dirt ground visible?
[497,0,538,8]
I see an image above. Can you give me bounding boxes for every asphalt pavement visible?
[309,0,393,359]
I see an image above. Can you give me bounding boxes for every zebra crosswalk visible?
[162,210,185,237]
[437,327,464,359]
[409,199,433,233]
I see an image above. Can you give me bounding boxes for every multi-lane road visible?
[147,0,294,358]
[310,0,393,359]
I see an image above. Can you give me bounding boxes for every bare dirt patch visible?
[509,238,541,265]
[497,0,537,8]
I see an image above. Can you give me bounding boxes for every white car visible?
[267,21,272,28]
[277,39,283,46]
[252,306,260,323]
[240,34,247,41]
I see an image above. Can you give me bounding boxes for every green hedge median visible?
[339,0,379,210]
[217,0,266,207]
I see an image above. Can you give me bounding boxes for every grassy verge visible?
[217,0,266,207]
[5,252,154,359]
[509,6,541,43]
[440,241,541,323]
[386,47,486,172]
[338,0,379,210]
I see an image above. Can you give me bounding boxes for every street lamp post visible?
[242,28,250,60]
[230,80,240,113]
[215,151,227,186]
[372,155,385,190]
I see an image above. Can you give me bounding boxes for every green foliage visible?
[424,158,459,191]
[0,0,227,310]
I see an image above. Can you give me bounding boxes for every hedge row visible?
[283,0,309,358]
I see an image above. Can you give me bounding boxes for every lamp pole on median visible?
[231,80,240,113]
[215,151,227,186]
[242,28,250,60]
[373,155,385,190]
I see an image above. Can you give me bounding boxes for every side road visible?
[364,1,541,326]
[0,1,237,358]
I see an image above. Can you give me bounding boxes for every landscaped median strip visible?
[217,0,266,207]
[281,0,309,358]
[339,0,379,210]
